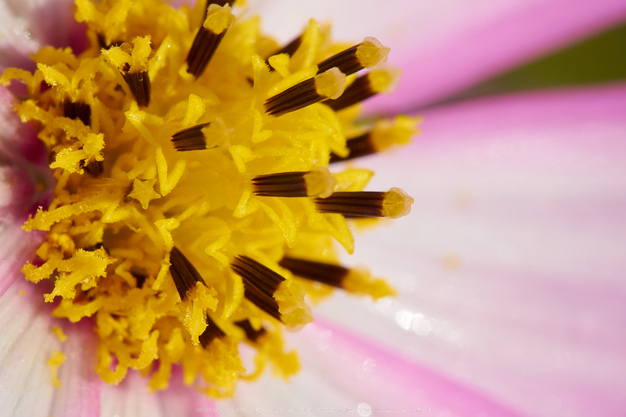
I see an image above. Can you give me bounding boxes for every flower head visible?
[1,0,626,416]
[1,0,417,398]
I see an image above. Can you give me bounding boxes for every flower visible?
[1,1,626,417]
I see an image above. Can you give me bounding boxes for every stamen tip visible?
[304,167,336,198]
[370,67,402,94]
[357,37,390,68]
[314,67,346,100]
[383,187,413,218]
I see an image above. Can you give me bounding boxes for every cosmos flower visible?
[1,1,625,417]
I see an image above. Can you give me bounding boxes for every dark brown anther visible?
[324,74,373,111]
[265,78,317,117]
[252,172,307,197]
[324,68,400,111]
[273,35,303,58]
[187,27,226,77]
[170,246,207,301]
[199,314,226,348]
[122,70,151,107]
[63,99,91,127]
[279,256,348,288]
[235,319,266,342]
[83,160,104,177]
[96,34,123,50]
[187,5,234,78]
[230,256,285,321]
[316,37,389,76]
[329,132,375,163]
[171,123,211,151]
[130,266,148,289]
[265,68,346,117]
[315,188,413,219]
[252,168,335,198]
[266,35,303,70]
[317,44,361,75]
[314,191,386,218]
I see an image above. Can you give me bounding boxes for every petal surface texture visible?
[0,87,50,297]
[223,321,527,416]
[101,368,218,417]
[314,85,626,417]
[0,280,101,417]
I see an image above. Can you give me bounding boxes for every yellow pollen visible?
[48,349,67,388]
[1,0,418,397]
[52,326,68,342]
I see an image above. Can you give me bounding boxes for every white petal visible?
[101,367,218,417]
[0,280,59,416]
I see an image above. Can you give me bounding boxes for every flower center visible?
[1,0,418,397]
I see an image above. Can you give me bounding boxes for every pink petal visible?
[318,85,626,417]
[222,321,526,416]
[0,87,51,297]
[0,0,87,72]
[0,279,100,417]
[248,0,626,112]
[373,0,626,112]
[50,320,102,417]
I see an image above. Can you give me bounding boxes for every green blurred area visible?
[434,21,626,106]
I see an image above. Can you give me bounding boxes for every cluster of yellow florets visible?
[1,0,418,397]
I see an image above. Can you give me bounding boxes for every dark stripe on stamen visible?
[97,34,123,50]
[274,35,303,58]
[63,99,91,127]
[317,44,361,75]
[325,74,375,111]
[329,132,375,163]
[187,5,234,79]
[171,123,211,151]
[266,35,303,70]
[230,256,285,321]
[314,191,386,218]
[279,256,349,288]
[170,246,207,301]
[84,160,104,177]
[130,266,148,289]
[316,37,388,76]
[252,172,308,197]
[265,78,319,117]
[187,27,227,77]
[122,70,151,107]
[199,314,226,348]
[235,319,267,342]
[265,68,346,117]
